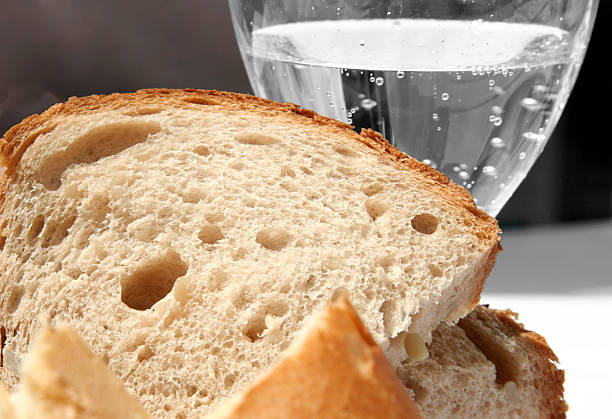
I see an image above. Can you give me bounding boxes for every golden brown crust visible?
[0,88,500,246]
[209,296,422,419]
[459,306,568,419]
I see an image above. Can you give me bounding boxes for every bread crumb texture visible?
[0,89,500,417]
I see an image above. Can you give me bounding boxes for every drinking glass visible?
[229,0,598,216]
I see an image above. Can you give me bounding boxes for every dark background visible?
[1,1,609,229]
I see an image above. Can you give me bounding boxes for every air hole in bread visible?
[379,300,398,335]
[298,274,317,291]
[37,121,161,190]
[244,315,266,342]
[365,198,389,221]
[380,256,396,273]
[137,345,154,362]
[255,227,292,251]
[300,166,313,175]
[279,182,298,193]
[40,214,77,248]
[428,264,443,277]
[198,225,223,245]
[183,186,207,204]
[27,215,45,242]
[411,213,439,234]
[0,235,5,251]
[333,145,359,157]
[182,96,220,106]
[123,107,163,116]
[193,145,210,156]
[6,285,25,313]
[459,320,520,384]
[235,132,282,145]
[223,374,236,389]
[361,182,384,196]
[120,249,188,311]
[280,166,296,177]
[336,165,355,176]
[184,385,198,398]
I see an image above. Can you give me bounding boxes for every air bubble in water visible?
[458,171,470,181]
[397,71,405,79]
[491,105,503,115]
[488,79,495,87]
[432,113,439,121]
[523,132,545,142]
[436,127,441,131]
[358,93,366,100]
[493,86,505,95]
[482,165,497,176]
[422,159,438,169]
[441,93,449,101]
[459,163,469,171]
[521,98,543,111]
[456,73,462,80]
[490,137,505,148]
[360,98,377,110]
[519,152,527,160]
[359,40,366,46]
[375,76,384,86]
[493,117,503,126]
[489,115,496,122]
[369,76,375,83]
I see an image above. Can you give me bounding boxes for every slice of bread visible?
[9,325,150,419]
[399,305,567,419]
[208,295,422,419]
[0,89,500,416]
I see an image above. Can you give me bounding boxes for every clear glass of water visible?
[229,0,598,216]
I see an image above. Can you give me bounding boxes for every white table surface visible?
[480,220,612,418]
